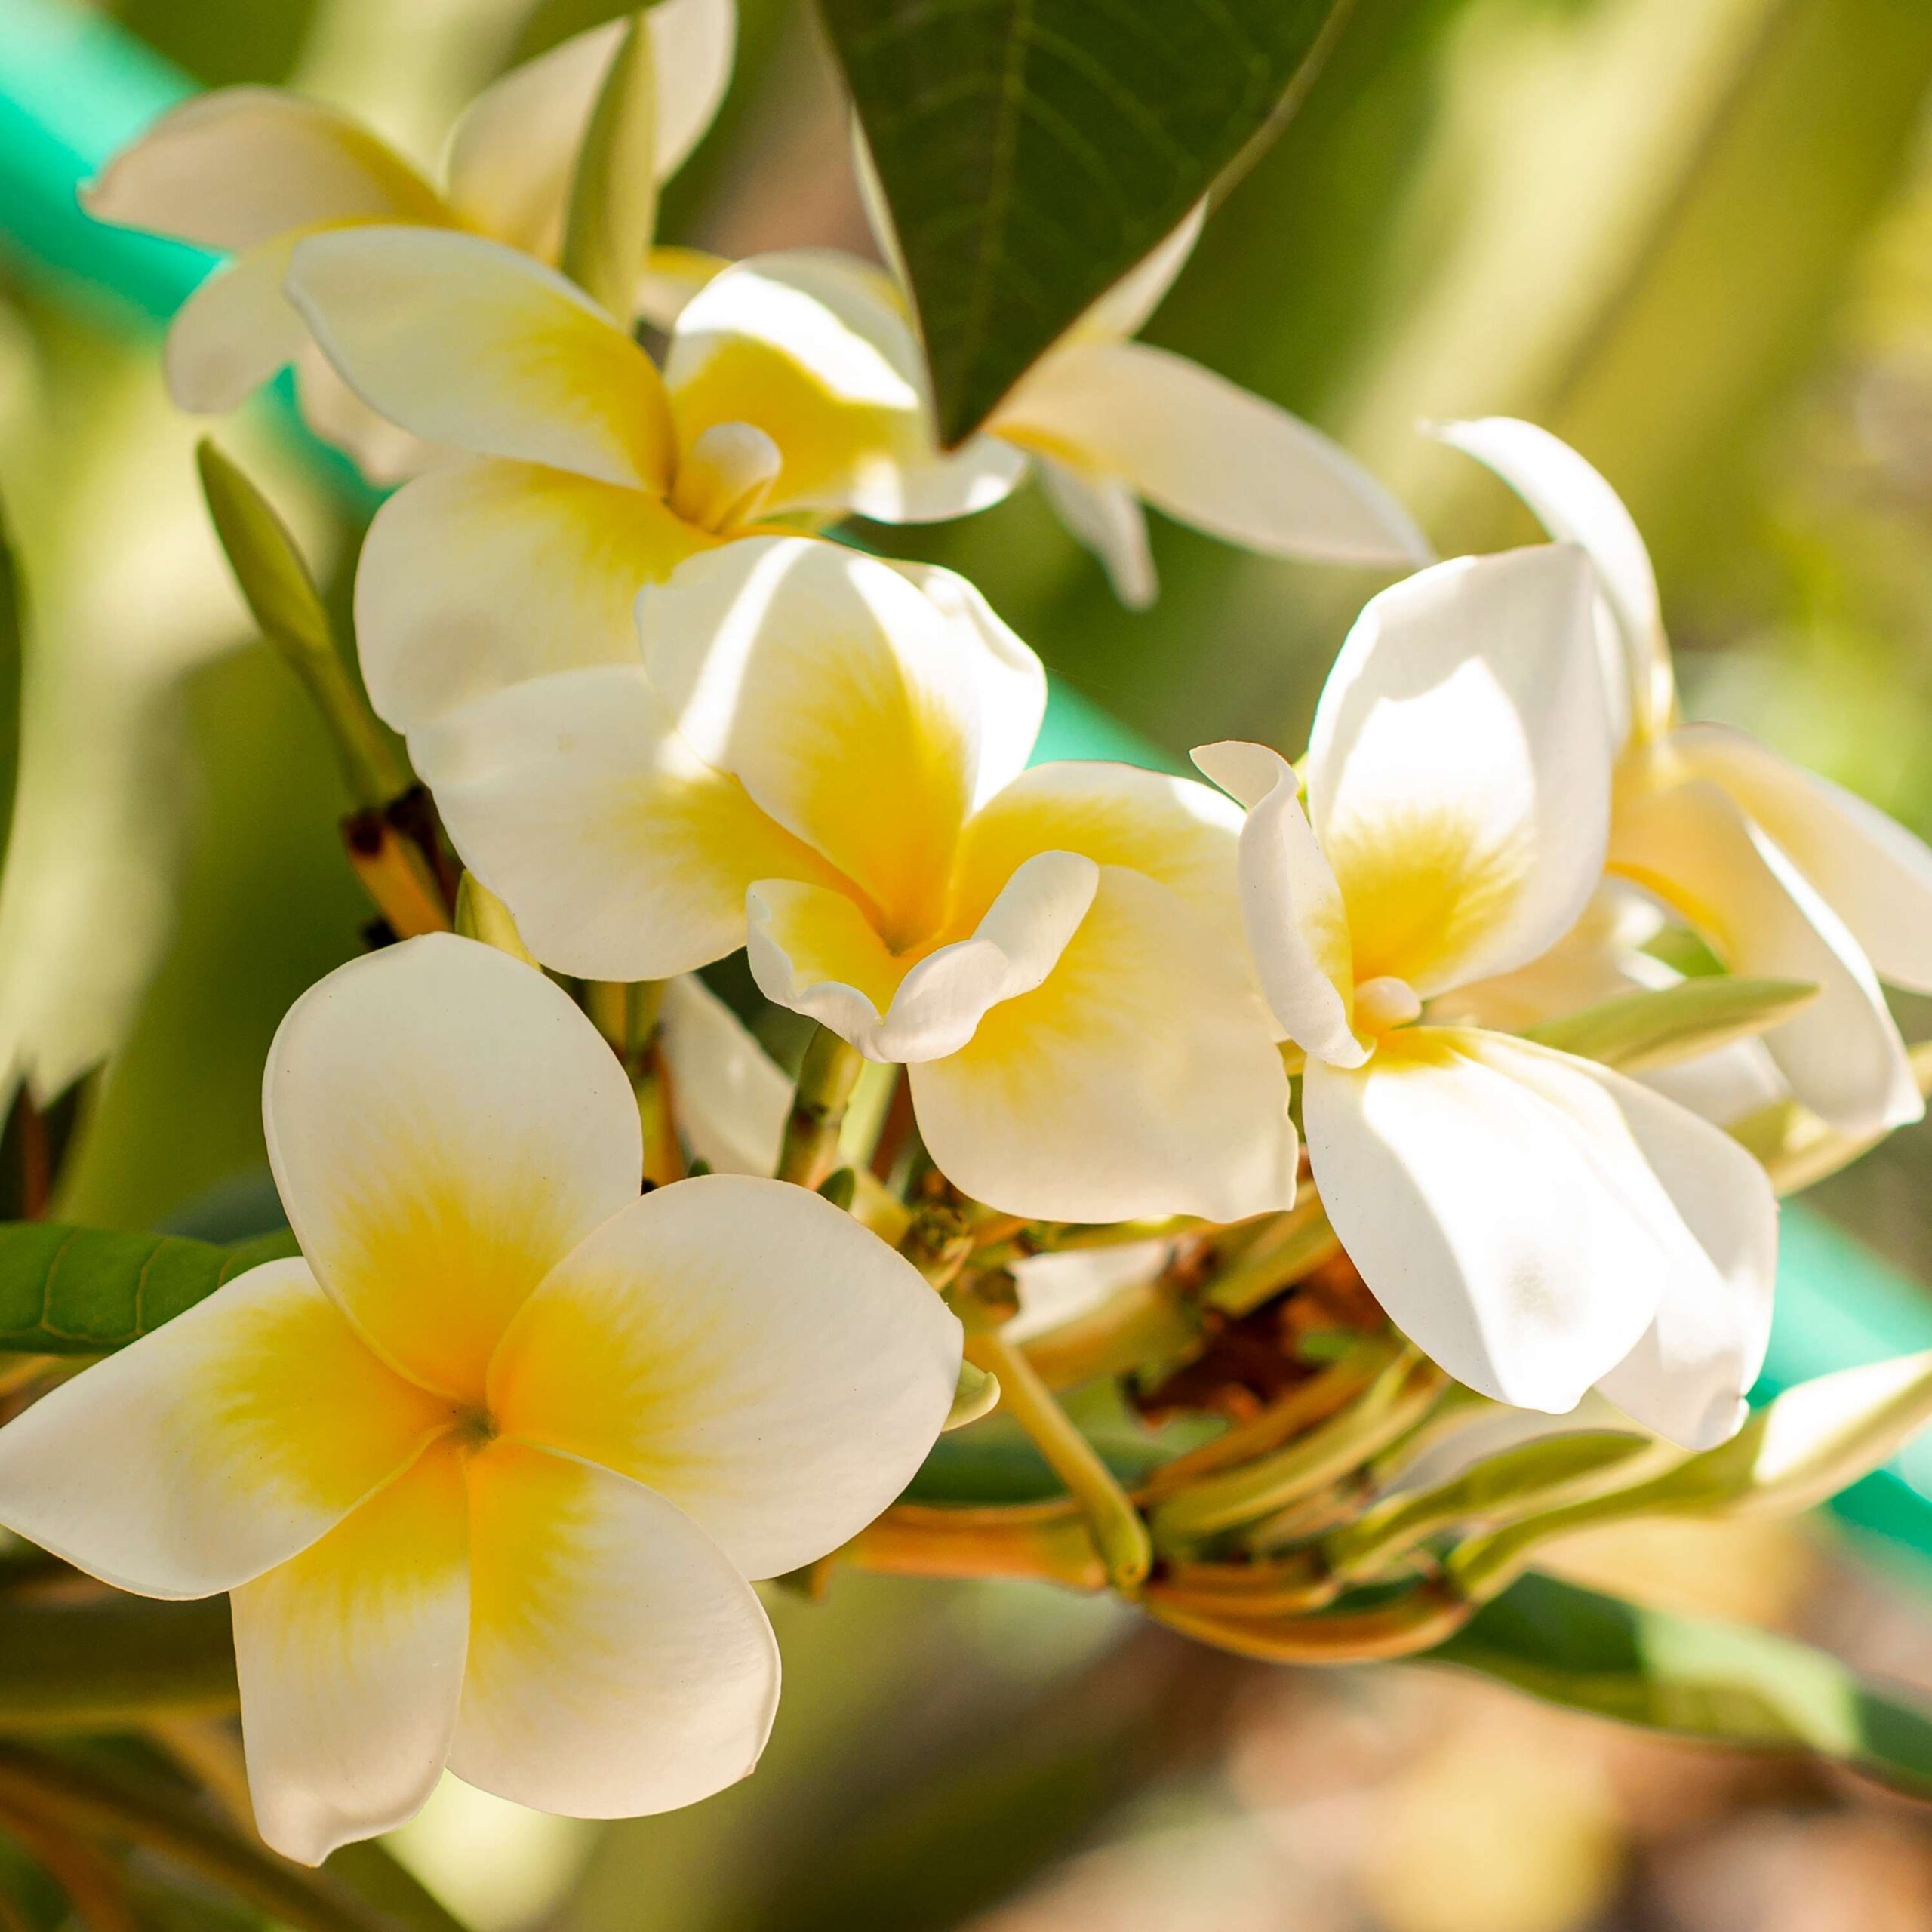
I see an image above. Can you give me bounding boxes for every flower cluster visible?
[4,0,1932,1872]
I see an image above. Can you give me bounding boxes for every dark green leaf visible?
[1434,1571,1932,1797]
[821,0,1347,444]
[0,1222,297,1355]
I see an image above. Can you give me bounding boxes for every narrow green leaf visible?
[1524,975,1817,1073]
[821,0,1347,444]
[560,10,658,321]
[1435,1571,1932,1798]
[0,1222,297,1355]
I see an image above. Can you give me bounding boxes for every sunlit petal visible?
[1071,203,1206,343]
[743,880,904,1048]
[1036,457,1157,608]
[1308,545,1609,995]
[263,936,643,1398]
[233,1437,469,1866]
[287,228,675,491]
[450,1442,779,1817]
[911,867,1298,1222]
[657,975,789,1177]
[490,1174,958,1577]
[0,1259,450,1598]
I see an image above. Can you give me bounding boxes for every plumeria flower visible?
[1194,545,1779,1447]
[83,0,735,481]
[0,935,958,1863]
[283,231,1023,733]
[1436,417,1932,1137]
[411,536,1298,1223]
[854,172,1429,605]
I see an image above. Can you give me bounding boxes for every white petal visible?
[233,1437,469,1865]
[1641,1038,1787,1131]
[1611,773,1919,1135]
[451,1445,777,1819]
[635,537,983,942]
[1308,545,1610,996]
[663,251,1024,520]
[1431,417,1669,738]
[1006,1239,1175,1344]
[165,233,309,412]
[1670,721,1932,994]
[991,340,1429,567]
[0,1260,451,1598]
[286,228,675,491]
[263,934,643,1398]
[1072,203,1207,343]
[749,851,1100,1063]
[1036,457,1158,609]
[1303,1029,1758,1411]
[657,975,790,1177]
[293,340,438,486]
[414,666,838,980]
[489,1173,959,1577]
[356,457,715,734]
[1192,740,1361,1066]
[911,867,1299,1223]
[84,88,445,251]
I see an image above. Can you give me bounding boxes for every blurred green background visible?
[10,0,1932,1926]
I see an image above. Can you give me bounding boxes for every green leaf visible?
[0,1221,297,1355]
[821,0,1347,444]
[0,1593,237,1729]
[1523,974,1817,1073]
[1435,1571,1932,1798]
[561,10,659,321]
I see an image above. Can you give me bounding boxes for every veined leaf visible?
[821,0,1347,444]
[1435,1571,1932,1798]
[1524,974,1816,1073]
[0,1221,297,1355]
[561,9,659,321]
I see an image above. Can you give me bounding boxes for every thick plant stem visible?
[342,814,450,938]
[777,1026,866,1189]
[968,1329,1152,1594]
[1146,1580,1470,1663]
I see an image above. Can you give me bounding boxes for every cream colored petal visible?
[1308,545,1609,996]
[911,867,1298,1223]
[490,1174,958,1577]
[1072,203,1207,343]
[84,87,445,251]
[1670,721,1932,994]
[1192,740,1361,1066]
[636,245,733,330]
[294,341,439,487]
[165,233,311,412]
[443,1,734,254]
[749,852,1100,1064]
[414,666,838,980]
[233,1436,469,1865]
[992,340,1429,567]
[264,935,643,1400]
[663,251,1024,520]
[1304,1029,1752,1414]
[1611,774,1919,1135]
[636,538,980,943]
[286,228,675,491]
[1641,1038,1787,1130]
[1432,417,1670,739]
[357,457,715,734]
[1035,457,1158,608]
[1005,1239,1176,1344]
[657,975,789,1177]
[450,1441,780,1817]
[0,1259,451,1598]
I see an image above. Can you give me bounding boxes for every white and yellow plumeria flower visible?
[1437,417,1932,1137]
[1195,545,1778,1448]
[83,0,735,481]
[411,536,1297,1223]
[0,934,958,1864]
[281,229,1023,734]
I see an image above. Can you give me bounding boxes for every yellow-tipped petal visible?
[232,1435,469,1865]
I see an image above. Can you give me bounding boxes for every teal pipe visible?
[4,0,1931,1561]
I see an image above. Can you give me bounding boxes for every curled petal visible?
[1036,457,1157,608]
[490,1174,959,1577]
[0,1260,450,1598]
[1192,740,1358,1065]
[450,1442,780,1817]
[911,867,1298,1223]
[264,935,643,1398]
[657,975,789,1177]
[287,229,675,491]
[1308,545,1609,997]
[165,232,311,412]
[85,88,445,251]
[233,1436,469,1865]
[991,340,1429,568]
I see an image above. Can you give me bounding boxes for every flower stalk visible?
[777,1026,867,1189]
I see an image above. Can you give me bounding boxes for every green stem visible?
[777,1026,866,1189]
[0,1595,237,1730]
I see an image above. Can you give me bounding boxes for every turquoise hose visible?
[3,0,1930,1561]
